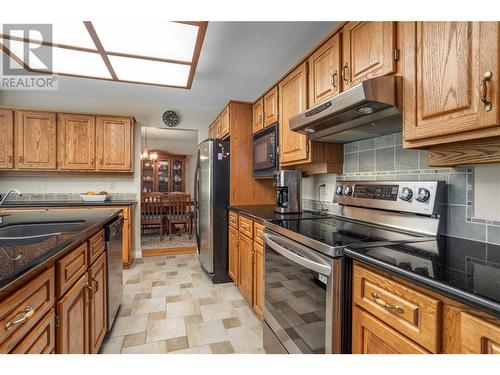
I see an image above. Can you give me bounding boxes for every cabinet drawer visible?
[56,242,88,298]
[460,312,500,354]
[11,308,55,354]
[239,216,253,238]
[229,211,238,229]
[254,222,264,245]
[88,229,105,265]
[0,268,55,353]
[352,264,441,353]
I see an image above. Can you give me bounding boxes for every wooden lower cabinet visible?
[238,233,254,305]
[88,252,107,354]
[11,309,55,354]
[56,274,90,354]
[253,241,264,319]
[228,225,239,284]
[459,311,500,354]
[352,306,429,354]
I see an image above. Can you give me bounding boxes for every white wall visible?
[474,164,500,221]
[0,92,215,258]
[302,174,338,203]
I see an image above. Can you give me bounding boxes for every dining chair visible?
[166,193,192,240]
[141,192,165,241]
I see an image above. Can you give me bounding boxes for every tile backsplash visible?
[303,132,500,245]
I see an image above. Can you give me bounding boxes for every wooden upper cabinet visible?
[279,62,309,165]
[0,109,14,169]
[263,86,279,127]
[404,22,500,143]
[95,116,133,171]
[308,33,341,107]
[15,110,57,169]
[253,98,264,133]
[342,22,397,89]
[460,312,500,354]
[219,106,230,138]
[57,113,96,170]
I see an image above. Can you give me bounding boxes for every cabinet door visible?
[228,226,239,284]
[263,86,279,127]
[238,233,254,305]
[95,116,132,171]
[352,306,429,354]
[279,62,309,165]
[308,33,341,107]
[58,113,96,170]
[15,110,57,169]
[460,312,500,354]
[253,241,264,319]
[253,98,264,133]
[219,106,230,138]
[0,109,14,169]
[88,252,107,354]
[56,274,89,354]
[342,22,396,89]
[404,22,500,142]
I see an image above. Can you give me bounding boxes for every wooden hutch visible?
[141,150,186,193]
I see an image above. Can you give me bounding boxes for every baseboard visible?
[142,245,197,257]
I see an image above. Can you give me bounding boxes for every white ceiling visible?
[9,22,339,112]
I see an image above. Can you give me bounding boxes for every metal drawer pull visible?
[371,292,404,314]
[481,71,493,112]
[92,277,99,293]
[5,306,34,330]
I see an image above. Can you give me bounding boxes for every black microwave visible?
[253,124,278,177]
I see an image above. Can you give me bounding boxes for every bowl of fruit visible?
[80,191,109,202]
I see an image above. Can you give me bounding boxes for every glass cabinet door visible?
[172,158,184,192]
[158,159,170,192]
[142,159,154,193]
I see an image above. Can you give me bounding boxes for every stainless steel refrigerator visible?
[194,139,231,283]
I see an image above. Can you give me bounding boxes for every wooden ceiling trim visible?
[84,21,118,80]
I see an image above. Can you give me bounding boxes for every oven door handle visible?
[264,233,332,276]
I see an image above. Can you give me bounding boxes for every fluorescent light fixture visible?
[0,21,207,88]
[93,21,198,62]
[109,55,189,86]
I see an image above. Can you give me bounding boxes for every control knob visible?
[335,185,343,196]
[399,187,413,201]
[416,188,431,202]
[343,185,353,196]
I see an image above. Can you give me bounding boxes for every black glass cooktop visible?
[270,217,427,250]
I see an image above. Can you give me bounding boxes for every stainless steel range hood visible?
[289,76,402,143]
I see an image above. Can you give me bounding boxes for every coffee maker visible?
[273,170,302,214]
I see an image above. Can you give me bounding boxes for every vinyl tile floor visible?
[100,254,265,354]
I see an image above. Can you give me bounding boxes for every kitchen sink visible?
[0,221,85,246]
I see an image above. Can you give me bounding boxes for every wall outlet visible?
[109,181,116,190]
[39,180,46,191]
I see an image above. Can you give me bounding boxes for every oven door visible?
[253,125,277,176]
[263,230,342,354]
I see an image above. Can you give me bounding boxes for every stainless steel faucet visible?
[0,189,22,205]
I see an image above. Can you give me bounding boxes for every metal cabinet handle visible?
[5,305,34,330]
[90,157,94,166]
[342,62,349,84]
[481,71,493,112]
[18,155,23,164]
[371,292,404,314]
[332,71,338,89]
[8,155,12,164]
[91,276,99,293]
[84,283,94,305]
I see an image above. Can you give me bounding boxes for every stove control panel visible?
[334,181,445,216]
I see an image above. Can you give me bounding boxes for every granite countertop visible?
[344,235,500,319]
[0,208,122,292]
[229,205,331,222]
[0,200,137,208]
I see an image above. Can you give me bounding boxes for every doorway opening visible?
[139,127,198,256]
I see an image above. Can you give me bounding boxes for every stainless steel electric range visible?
[262,180,446,354]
